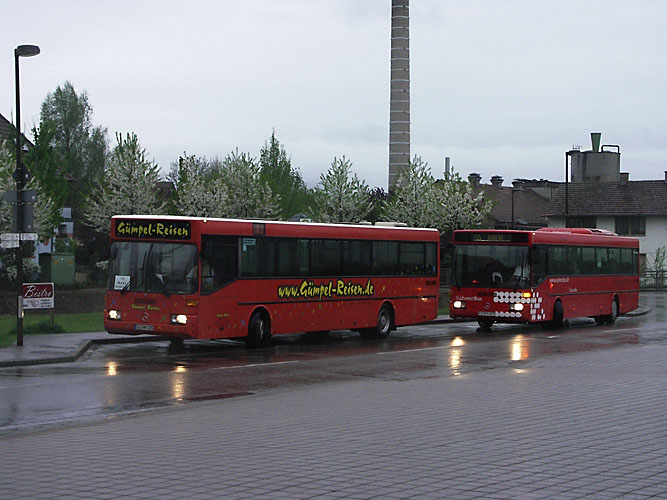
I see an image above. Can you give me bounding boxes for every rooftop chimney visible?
[468,173,481,187]
[490,175,503,188]
[619,172,629,185]
[591,132,601,152]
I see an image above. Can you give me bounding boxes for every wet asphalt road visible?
[0,293,664,434]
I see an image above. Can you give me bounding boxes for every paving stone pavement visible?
[1,342,665,499]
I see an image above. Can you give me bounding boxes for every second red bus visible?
[449,228,639,329]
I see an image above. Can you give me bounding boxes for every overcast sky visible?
[3,0,665,189]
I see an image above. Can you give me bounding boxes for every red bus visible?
[105,216,440,347]
[449,228,639,329]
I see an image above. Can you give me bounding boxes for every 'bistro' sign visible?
[23,282,54,310]
[115,219,191,240]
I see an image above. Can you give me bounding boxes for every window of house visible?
[567,217,596,228]
[615,216,646,236]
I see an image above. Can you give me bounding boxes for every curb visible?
[0,308,650,368]
[0,335,169,368]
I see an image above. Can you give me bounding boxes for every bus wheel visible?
[246,311,271,348]
[551,301,564,329]
[168,338,185,353]
[607,298,618,324]
[477,319,494,331]
[361,305,393,340]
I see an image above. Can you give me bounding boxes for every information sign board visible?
[22,282,55,310]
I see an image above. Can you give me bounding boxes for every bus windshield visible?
[453,244,529,287]
[108,241,198,295]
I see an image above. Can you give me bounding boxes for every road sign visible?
[11,204,34,232]
[20,232,38,241]
[1,233,20,249]
[22,190,37,203]
[12,166,31,184]
[22,282,55,310]
[2,189,37,203]
[2,190,17,203]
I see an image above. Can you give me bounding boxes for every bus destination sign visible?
[115,219,191,240]
[455,232,528,244]
[472,233,513,242]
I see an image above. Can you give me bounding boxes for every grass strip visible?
[0,312,104,348]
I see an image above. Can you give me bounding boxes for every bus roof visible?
[110,215,440,242]
[453,228,639,248]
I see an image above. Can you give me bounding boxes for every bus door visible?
[199,236,240,339]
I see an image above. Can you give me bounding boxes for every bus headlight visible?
[453,300,466,309]
[170,314,188,325]
[509,303,524,312]
[107,309,122,321]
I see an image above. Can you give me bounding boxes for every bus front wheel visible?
[477,319,494,331]
[551,301,564,329]
[246,311,271,348]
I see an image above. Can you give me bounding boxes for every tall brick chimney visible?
[388,0,410,189]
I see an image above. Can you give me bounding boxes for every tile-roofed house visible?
[543,132,667,268]
[0,111,34,148]
[544,177,667,217]
[544,172,667,269]
[468,174,551,230]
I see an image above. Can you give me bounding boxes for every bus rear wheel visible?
[246,311,271,348]
[594,298,618,325]
[607,298,618,324]
[360,305,393,340]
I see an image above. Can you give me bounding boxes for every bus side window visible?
[548,246,567,276]
[620,248,634,274]
[581,247,595,275]
[607,248,620,274]
[597,247,608,274]
[373,241,399,275]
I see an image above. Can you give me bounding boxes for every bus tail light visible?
[453,300,466,309]
[171,314,188,325]
[509,303,524,312]
[108,309,122,321]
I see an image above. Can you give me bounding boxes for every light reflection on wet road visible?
[0,293,664,433]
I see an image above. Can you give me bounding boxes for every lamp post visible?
[511,181,524,230]
[564,151,569,228]
[564,149,576,228]
[14,44,40,347]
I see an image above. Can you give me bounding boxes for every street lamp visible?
[510,180,524,230]
[564,149,576,228]
[14,44,40,347]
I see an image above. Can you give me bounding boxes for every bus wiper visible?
[154,273,170,297]
[120,280,131,294]
[513,256,527,291]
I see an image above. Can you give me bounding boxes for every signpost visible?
[1,232,20,249]
[22,283,56,329]
[23,282,55,310]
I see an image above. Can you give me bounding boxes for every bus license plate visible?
[134,324,154,332]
